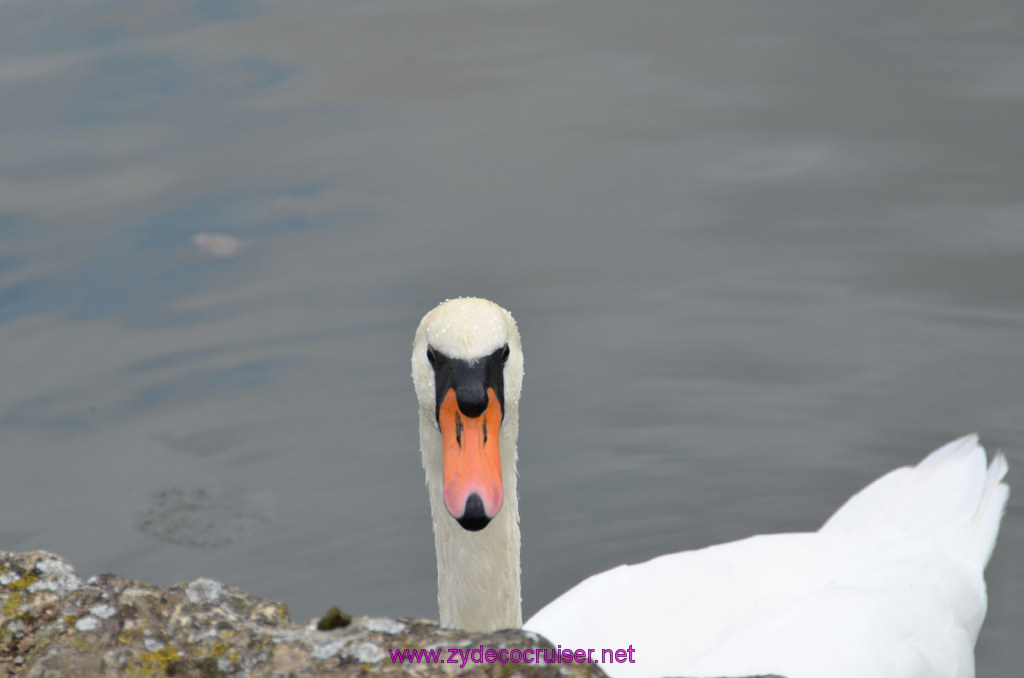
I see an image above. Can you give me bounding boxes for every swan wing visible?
[526,532,841,677]
[525,435,1008,678]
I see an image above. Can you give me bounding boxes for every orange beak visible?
[439,386,504,530]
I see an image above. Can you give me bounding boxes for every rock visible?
[1,550,605,677]
[2,550,783,677]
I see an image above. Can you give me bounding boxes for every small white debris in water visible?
[311,638,348,660]
[345,640,384,663]
[362,617,406,634]
[193,233,241,258]
[0,571,20,586]
[90,603,117,619]
[144,637,166,652]
[186,578,224,604]
[75,616,100,632]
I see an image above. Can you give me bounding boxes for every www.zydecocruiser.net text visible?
[388,644,637,668]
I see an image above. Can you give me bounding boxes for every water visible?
[1,1,1021,675]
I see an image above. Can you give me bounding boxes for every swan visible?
[411,297,1009,678]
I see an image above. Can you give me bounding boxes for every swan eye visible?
[500,344,510,363]
[427,346,438,366]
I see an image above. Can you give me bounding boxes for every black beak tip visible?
[456,493,491,532]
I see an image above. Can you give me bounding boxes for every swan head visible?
[412,297,523,532]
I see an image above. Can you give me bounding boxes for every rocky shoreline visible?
[1,550,780,677]
[0,550,606,677]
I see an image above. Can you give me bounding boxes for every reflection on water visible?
[0,1,1021,675]
[137,486,273,549]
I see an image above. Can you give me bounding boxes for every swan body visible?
[412,297,1009,678]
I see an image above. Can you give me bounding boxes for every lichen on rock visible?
[1,550,609,677]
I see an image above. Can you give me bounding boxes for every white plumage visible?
[526,434,1007,678]
[412,298,1009,678]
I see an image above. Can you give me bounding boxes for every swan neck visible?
[421,408,522,631]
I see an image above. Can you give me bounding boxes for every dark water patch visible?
[136,486,272,548]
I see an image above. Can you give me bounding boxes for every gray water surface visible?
[0,1,1021,675]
